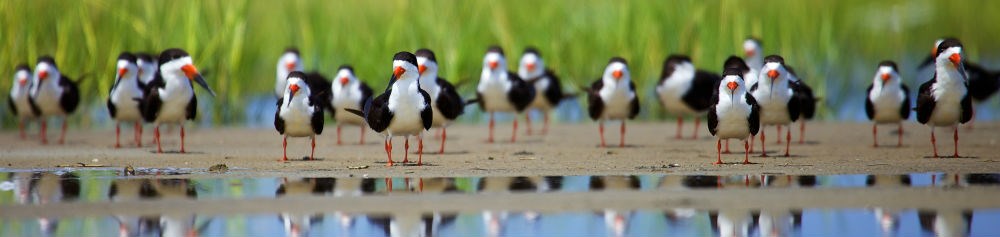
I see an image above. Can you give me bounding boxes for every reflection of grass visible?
[2,0,998,126]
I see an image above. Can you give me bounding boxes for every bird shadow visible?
[371,161,439,167]
[595,144,642,148]
[435,151,471,155]
[715,161,760,165]
[922,156,978,159]
[149,150,206,155]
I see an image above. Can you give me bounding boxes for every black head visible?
[664,54,691,66]
[14,64,31,72]
[393,51,417,66]
[523,46,540,57]
[157,48,191,66]
[338,64,355,72]
[486,45,505,56]
[609,57,628,66]
[935,38,962,57]
[37,56,57,67]
[723,56,749,72]
[286,71,308,80]
[117,52,137,63]
[763,55,785,64]
[135,53,154,62]
[284,47,300,56]
[877,60,899,72]
[722,68,744,78]
[415,48,437,62]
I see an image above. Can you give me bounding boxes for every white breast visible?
[332,83,366,125]
[868,83,906,123]
[10,86,33,118]
[929,72,968,126]
[751,81,793,125]
[32,80,65,116]
[279,96,317,137]
[529,77,554,110]
[656,65,698,115]
[598,81,635,120]
[155,78,194,124]
[386,82,427,136]
[111,81,145,122]
[477,71,515,112]
[714,94,753,139]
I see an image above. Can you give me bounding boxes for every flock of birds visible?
[7,38,999,165]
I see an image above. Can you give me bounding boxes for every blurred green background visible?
[2,0,999,128]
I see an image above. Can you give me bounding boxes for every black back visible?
[435,78,465,120]
[506,72,535,112]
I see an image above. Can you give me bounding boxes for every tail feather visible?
[464,98,479,106]
[344,108,365,118]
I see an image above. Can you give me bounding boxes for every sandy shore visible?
[0,122,998,178]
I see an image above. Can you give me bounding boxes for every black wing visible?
[507,72,536,112]
[140,74,167,122]
[915,79,936,124]
[900,84,911,120]
[864,84,874,120]
[681,70,722,112]
[541,70,566,106]
[790,80,816,119]
[628,80,640,119]
[419,88,433,130]
[707,105,718,136]
[305,72,335,113]
[746,93,761,136]
[359,81,374,107]
[786,89,801,122]
[960,88,974,124]
[6,96,14,115]
[966,62,1000,101]
[107,97,117,119]
[311,103,325,135]
[27,96,40,116]
[435,78,465,120]
[365,92,393,133]
[186,94,197,120]
[587,79,604,120]
[274,98,285,135]
[58,76,80,114]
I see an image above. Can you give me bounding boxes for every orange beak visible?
[38,70,49,80]
[488,61,498,70]
[726,81,738,91]
[612,70,623,80]
[289,84,300,94]
[393,66,405,79]
[949,53,961,67]
[285,61,296,71]
[181,64,199,80]
[526,62,536,72]
[745,49,755,57]
[880,73,891,82]
[767,70,779,79]
[118,68,128,78]
[339,76,349,85]
[418,65,427,74]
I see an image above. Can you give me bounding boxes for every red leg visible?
[179,125,186,153]
[337,125,343,145]
[724,140,731,154]
[897,123,903,147]
[692,117,700,140]
[749,135,755,153]
[155,125,162,153]
[58,118,67,144]
[776,125,782,144]
[115,123,122,148]
[439,127,447,154]
[360,125,365,144]
[743,140,750,164]
[40,120,47,144]
[417,135,423,166]
[931,127,938,158]
[18,119,25,139]
[872,124,878,148]
[675,117,683,139]
[385,138,393,166]
[760,129,768,157]
[281,136,288,161]
[135,122,142,147]
[542,113,550,135]
[784,126,791,157]
[310,136,316,160]
[403,137,410,163]
[799,121,806,144]
[620,120,626,148]
[511,117,518,143]
[599,121,606,147]
[525,113,533,135]
[953,126,959,158]
[488,112,495,143]
[714,139,723,165]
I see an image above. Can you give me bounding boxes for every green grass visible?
[2,0,999,128]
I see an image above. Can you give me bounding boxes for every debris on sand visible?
[123,165,136,176]
[209,164,229,173]
[513,150,534,156]
[348,165,369,170]
[56,163,106,168]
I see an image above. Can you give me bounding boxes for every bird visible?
[107,52,146,148]
[139,48,216,153]
[707,68,760,164]
[722,56,755,153]
[585,57,640,148]
[135,53,158,89]
[347,51,432,166]
[915,38,974,158]
[27,56,80,144]
[274,71,325,161]
[476,46,536,143]
[749,55,801,157]
[275,47,304,97]
[785,66,818,144]
[655,54,722,140]
[518,47,570,135]
[919,38,1000,103]
[742,38,764,89]
[330,65,373,145]
[8,64,35,139]
[415,49,465,153]
[865,61,911,147]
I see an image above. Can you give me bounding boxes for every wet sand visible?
[0,122,998,178]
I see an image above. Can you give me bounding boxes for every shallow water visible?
[1,170,998,237]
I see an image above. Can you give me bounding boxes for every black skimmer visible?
[108,179,157,236]
[920,38,1000,103]
[107,52,146,148]
[330,65,373,145]
[742,38,764,88]
[518,47,570,135]
[135,53,157,89]
[27,56,80,144]
[785,66,818,144]
[476,46,536,143]
[722,56,755,153]
[275,47,304,97]
[274,71,325,161]
[275,178,335,237]
[589,176,641,237]
[8,64,34,139]
[348,51,432,166]
[707,68,760,164]
[139,48,216,153]
[586,57,640,147]
[416,49,465,153]
[915,39,974,158]
[748,55,801,157]
[655,54,722,140]
[865,61,911,147]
